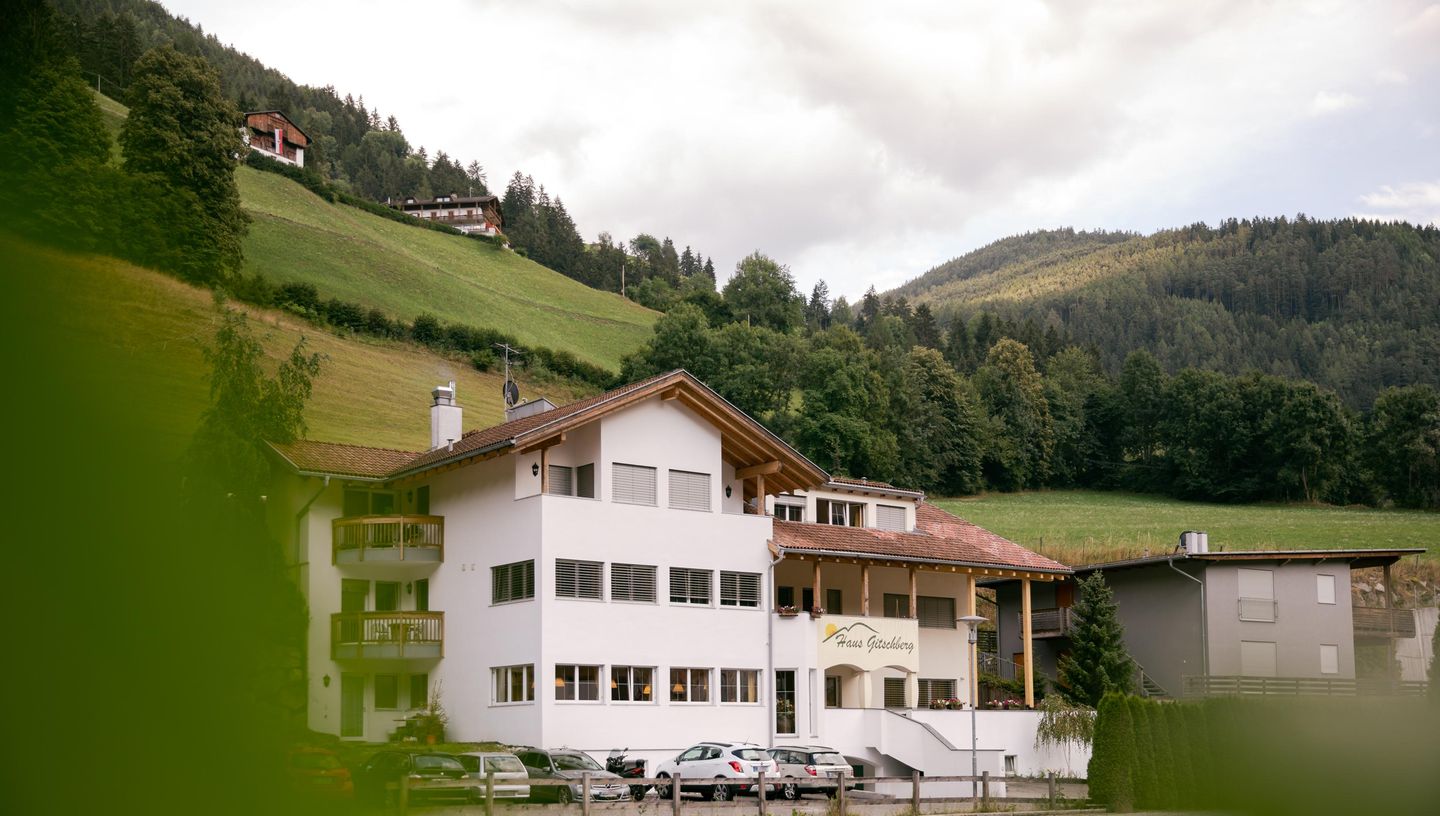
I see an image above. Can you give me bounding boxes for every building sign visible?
[817,615,919,672]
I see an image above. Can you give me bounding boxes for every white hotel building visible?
[268,371,1080,784]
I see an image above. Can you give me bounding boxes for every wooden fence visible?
[1184,674,1428,698]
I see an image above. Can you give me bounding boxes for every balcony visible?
[1352,606,1417,640]
[1018,607,1073,638]
[332,515,443,567]
[331,611,444,660]
[1184,674,1428,698]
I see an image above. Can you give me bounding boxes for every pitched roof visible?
[773,502,1071,576]
[823,476,925,499]
[268,439,420,480]
[269,370,830,493]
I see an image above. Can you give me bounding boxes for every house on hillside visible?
[265,370,1080,787]
[985,534,1425,700]
[391,193,503,236]
[242,110,309,168]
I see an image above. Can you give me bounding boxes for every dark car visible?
[354,751,475,806]
[513,747,630,803]
[286,746,354,800]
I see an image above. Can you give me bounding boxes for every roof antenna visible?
[494,342,524,408]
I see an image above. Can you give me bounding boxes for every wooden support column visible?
[539,448,549,495]
[861,564,871,616]
[964,575,978,707]
[1382,563,1396,678]
[1022,577,1035,708]
[757,473,767,515]
[813,560,822,612]
[908,567,918,618]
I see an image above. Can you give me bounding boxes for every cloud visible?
[1310,91,1362,116]
[1356,180,1440,226]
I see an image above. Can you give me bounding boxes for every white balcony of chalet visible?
[331,515,443,571]
[330,611,444,660]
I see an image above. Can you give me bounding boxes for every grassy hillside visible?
[936,490,1439,566]
[12,235,590,453]
[90,91,656,373]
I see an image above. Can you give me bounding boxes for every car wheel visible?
[781,779,799,800]
[630,785,648,800]
[556,785,574,804]
[708,778,733,802]
[656,774,673,800]
[824,787,838,799]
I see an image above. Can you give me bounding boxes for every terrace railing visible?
[332,515,443,564]
[1352,606,1417,639]
[1183,674,1428,698]
[331,611,444,660]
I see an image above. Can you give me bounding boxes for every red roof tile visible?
[773,502,1070,574]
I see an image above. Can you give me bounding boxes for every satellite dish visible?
[503,379,520,408]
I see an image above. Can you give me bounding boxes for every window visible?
[774,501,805,522]
[720,669,759,703]
[917,596,957,629]
[824,676,842,708]
[670,567,712,605]
[613,463,657,505]
[343,488,397,517]
[775,670,796,733]
[1239,641,1277,677]
[492,560,535,604]
[415,485,431,515]
[1320,644,1339,675]
[555,665,601,701]
[883,593,911,618]
[414,579,429,612]
[1317,574,1336,605]
[777,586,795,608]
[493,664,534,703]
[817,499,864,527]
[918,678,956,703]
[408,673,428,709]
[670,668,710,702]
[576,464,595,499]
[611,666,654,702]
[375,581,400,612]
[611,563,657,603]
[547,465,573,496]
[1238,569,1277,621]
[720,571,761,607]
[375,674,398,709]
[876,504,906,531]
[883,677,906,708]
[826,588,843,615]
[556,559,603,599]
[669,470,712,512]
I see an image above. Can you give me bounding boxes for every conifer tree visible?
[1087,692,1135,811]
[1125,696,1160,809]
[1058,571,1133,706]
[1146,702,1176,809]
[1165,702,1197,807]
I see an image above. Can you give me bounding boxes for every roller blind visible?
[720,571,761,607]
[613,463,657,505]
[547,465,573,496]
[917,596,956,629]
[876,504,907,531]
[555,559,602,599]
[670,567,712,604]
[611,563,657,602]
[668,470,712,512]
[883,678,906,708]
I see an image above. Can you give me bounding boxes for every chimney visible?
[430,381,462,451]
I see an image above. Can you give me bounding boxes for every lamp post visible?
[957,614,987,804]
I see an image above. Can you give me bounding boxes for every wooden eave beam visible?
[736,461,782,480]
[518,432,566,454]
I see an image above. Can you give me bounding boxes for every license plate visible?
[752,764,768,773]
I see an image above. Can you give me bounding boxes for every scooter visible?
[606,749,650,801]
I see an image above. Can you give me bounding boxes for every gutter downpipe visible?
[1167,553,1208,678]
[767,543,785,749]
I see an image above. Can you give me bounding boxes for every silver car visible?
[767,745,852,799]
[455,752,532,800]
[514,747,631,803]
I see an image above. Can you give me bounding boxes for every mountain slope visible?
[237,166,657,371]
[12,235,590,453]
[894,221,1440,407]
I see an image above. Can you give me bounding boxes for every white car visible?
[653,741,778,801]
[768,745,852,799]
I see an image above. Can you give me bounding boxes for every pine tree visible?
[1087,692,1136,811]
[1057,571,1133,706]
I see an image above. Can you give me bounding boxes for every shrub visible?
[1165,703,1197,808]
[411,313,442,346]
[1087,692,1135,811]
[1146,702,1176,809]
[1125,696,1159,809]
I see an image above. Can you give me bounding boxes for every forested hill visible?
[893,219,1440,408]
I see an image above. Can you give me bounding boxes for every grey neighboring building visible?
[985,540,1424,699]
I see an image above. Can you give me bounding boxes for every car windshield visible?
[813,753,847,766]
[414,755,463,771]
[457,756,481,773]
[290,752,341,770]
[552,753,603,771]
[485,756,526,773]
[734,749,772,762]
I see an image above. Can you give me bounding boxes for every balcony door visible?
[341,579,367,643]
[340,674,364,738]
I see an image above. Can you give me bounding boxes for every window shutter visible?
[876,504,906,531]
[668,470,711,511]
[883,678,906,708]
[611,563,657,602]
[493,560,535,603]
[918,596,956,629]
[719,571,760,607]
[671,568,712,604]
[556,559,602,599]
[547,465,573,496]
[613,463,657,505]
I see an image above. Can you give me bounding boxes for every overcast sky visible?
[168,0,1440,300]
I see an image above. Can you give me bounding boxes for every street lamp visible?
[957,614,988,804]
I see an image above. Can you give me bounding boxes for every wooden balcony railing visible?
[1183,674,1428,698]
[332,515,443,564]
[1352,606,1417,639]
[1018,607,1073,638]
[331,611,444,660]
